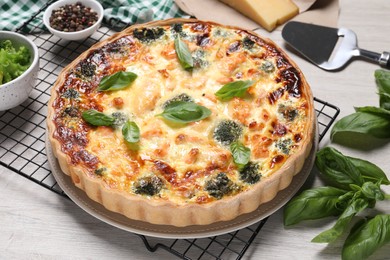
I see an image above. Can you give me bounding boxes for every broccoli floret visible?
[111,112,128,127]
[193,49,208,69]
[260,60,275,73]
[74,61,96,80]
[171,23,183,33]
[134,176,164,196]
[133,27,165,43]
[242,37,255,50]
[63,106,79,117]
[171,23,189,39]
[162,93,194,108]
[94,167,107,176]
[205,173,238,199]
[213,120,243,146]
[278,104,298,121]
[80,62,96,77]
[213,28,231,38]
[275,138,293,155]
[62,88,79,99]
[239,162,261,184]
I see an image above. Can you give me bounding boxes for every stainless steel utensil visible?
[282,21,390,70]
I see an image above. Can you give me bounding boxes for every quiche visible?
[47,18,315,227]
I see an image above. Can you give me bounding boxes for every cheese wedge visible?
[219,0,299,31]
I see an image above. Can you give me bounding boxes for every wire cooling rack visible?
[0,2,340,259]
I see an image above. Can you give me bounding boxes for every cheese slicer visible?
[281,21,390,70]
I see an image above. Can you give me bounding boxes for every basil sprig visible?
[230,141,250,169]
[331,69,390,141]
[97,71,137,91]
[122,120,140,144]
[82,109,115,126]
[215,80,255,101]
[174,36,193,70]
[157,101,211,124]
[284,147,390,259]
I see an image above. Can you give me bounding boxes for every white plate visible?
[46,126,318,239]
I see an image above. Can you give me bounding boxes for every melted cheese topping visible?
[52,22,311,205]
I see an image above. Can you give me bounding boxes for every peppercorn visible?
[49,2,98,32]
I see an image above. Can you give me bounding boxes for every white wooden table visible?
[1,0,389,259]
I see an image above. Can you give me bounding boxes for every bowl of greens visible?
[0,31,39,111]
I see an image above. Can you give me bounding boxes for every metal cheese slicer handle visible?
[355,49,390,68]
[321,28,390,70]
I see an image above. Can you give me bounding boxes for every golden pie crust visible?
[47,18,315,227]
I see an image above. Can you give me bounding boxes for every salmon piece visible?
[161,42,176,59]
[175,133,205,145]
[141,128,164,138]
[228,97,252,125]
[252,135,273,159]
[184,148,200,164]
[218,52,246,75]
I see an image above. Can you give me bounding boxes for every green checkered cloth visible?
[0,0,188,32]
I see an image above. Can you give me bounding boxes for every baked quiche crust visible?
[47,18,315,227]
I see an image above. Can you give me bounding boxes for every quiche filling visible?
[51,22,310,206]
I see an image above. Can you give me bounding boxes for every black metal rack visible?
[0,2,340,259]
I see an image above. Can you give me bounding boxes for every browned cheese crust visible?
[47,18,315,226]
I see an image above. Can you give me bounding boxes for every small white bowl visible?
[43,0,104,41]
[0,31,39,111]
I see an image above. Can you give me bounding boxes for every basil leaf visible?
[376,69,390,109]
[97,71,137,91]
[111,112,128,127]
[331,111,390,140]
[284,186,347,226]
[355,106,390,117]
[316,147,364,190]
[312,198,369,243]
[82,109,115,126]
[215,80,255,101]
[375,69,390,96]
[230,141,250,169]
[347,156,390,185]
[378,92,390,110]
[174,36,193,70]
[342,214,390,260]
[122,121,140,144]
[361,181,385,200]
[157,101,211,124]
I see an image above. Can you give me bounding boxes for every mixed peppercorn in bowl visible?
[43,0,103,41]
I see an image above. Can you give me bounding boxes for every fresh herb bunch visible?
[331,69,390,140]
[284,147,390,260]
